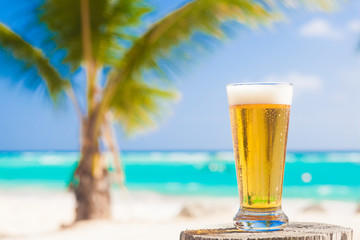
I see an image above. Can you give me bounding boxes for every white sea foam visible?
[215,151,234,162]
[124,151,212,164]
[226,83,293,106]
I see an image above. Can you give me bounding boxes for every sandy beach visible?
[0,188,358,240]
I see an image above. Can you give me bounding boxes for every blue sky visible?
[1,1,360,151]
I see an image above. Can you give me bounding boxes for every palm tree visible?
[0,0,334,221]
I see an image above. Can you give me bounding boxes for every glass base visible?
[233,207,288,232]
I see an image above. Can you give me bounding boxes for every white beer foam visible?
[227,83,293,106]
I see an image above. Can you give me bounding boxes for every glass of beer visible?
[227,82,292,231]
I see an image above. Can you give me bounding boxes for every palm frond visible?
[110,80,179,134]
[38,0,151,71]
[92,0,279,133]
[0,22,68,101]
[101,0,278,109]
[117,0,277,75]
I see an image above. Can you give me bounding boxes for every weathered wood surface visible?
[180,222,353,240]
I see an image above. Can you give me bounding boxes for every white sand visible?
[0,188,359,240]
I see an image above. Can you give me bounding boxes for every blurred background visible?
[0,0,360,239]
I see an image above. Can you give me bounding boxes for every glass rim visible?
[227,82,292,87]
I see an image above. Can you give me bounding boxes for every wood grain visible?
[180,222,353,240]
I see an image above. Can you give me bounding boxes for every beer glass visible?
[227,82,292,231]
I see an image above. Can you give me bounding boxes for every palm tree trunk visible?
[74,110,111,221]
[75,0,111,221]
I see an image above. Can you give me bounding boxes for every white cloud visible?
[347,20,360,33]
[299,19,342,40]
[262,72,322,96]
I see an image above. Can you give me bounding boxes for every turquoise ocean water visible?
[0,151,359,201]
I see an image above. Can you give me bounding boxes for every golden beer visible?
[227,83,292,231]
[229,104,290,210]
